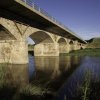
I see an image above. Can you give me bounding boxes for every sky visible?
[30,0,100,40]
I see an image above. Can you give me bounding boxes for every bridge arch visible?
[57,38,68,54]
[28,31,55,44]
[23,27,55,43]
[69,40,74,44]
[69,40,74,51]
[57,37,67,43]
[0,24,16,40]
[0,24,28,64]
[0,18,23,40]
[25,30,60,56]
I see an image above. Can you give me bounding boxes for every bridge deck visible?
[0,0,86,43]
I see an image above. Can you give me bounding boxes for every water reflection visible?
[0,55,100,99]
[34,57,60,79]
[0,64,29,100]
[0,64,29,87]
[0,55,81,89]
[56,56,100,100]
[29,54,36,80]
[30,55,81,91]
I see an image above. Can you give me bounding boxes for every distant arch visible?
[69,40,74,51]
[69,40,74,44]
[57,37,67,44]
[57,38,68,54]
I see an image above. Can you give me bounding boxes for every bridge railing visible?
[20,0,75,34]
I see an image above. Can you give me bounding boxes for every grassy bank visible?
[75,71,100,100]
[86,38,100,48]
[66,48,100,56]
[0,64,54,100]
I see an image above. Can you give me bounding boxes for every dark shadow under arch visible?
[0,24,16,40]
[58,38,67,44]
[69,40,74,45]
[58,38,67,54]
[29,31,54,44]
[28,31,54,56]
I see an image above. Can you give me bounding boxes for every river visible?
[0,55,100,100]
[29,55,100,100]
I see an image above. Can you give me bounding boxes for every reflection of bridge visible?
[0,0,86,64]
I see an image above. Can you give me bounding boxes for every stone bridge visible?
[0,0,86,64]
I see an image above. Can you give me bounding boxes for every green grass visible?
[81,71,91,100]
[66,48,100,56]
[20,84,51,96]
[0,64,54,100]
[86,38,100,48]
[0,64,17,100]
[19,83,54,100]
[0,64,12,88]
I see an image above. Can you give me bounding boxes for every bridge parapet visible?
[18,0,80,38]
[20,0,63,25]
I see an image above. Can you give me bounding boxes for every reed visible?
[66,48,100,56]
[20,84,50,96]
[81,70,91,100]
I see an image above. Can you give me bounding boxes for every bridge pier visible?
[69,40,80,51]
[59,43,70,54]
[0,40,28,64]
[0,17,86,64]
[34,43,59,56]
[58,38,70,54]
[73,41,79,50]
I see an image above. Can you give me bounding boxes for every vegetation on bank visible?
[19,84,53,100]
[0,64,54,100]
[28,44,34,51]
[1,63,100,100]
[0,41,100,100]
[66,48,100,56]
[66,38,100,56]
[86,38,100,48]
[63,70,100,100]
[77,71,91,100]
[75,70,100,100]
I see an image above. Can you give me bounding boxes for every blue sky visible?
[34,0,100,39]
[28,0,100,44]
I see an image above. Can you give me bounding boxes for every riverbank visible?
[0,64,54,100]
[0,50,100,100]
[65,48,100,56]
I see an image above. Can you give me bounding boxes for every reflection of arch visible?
[0,25,16,40]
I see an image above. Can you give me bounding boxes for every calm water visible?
[28,55,100,99]
[0,55,100,99]
[55,56,100,100]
